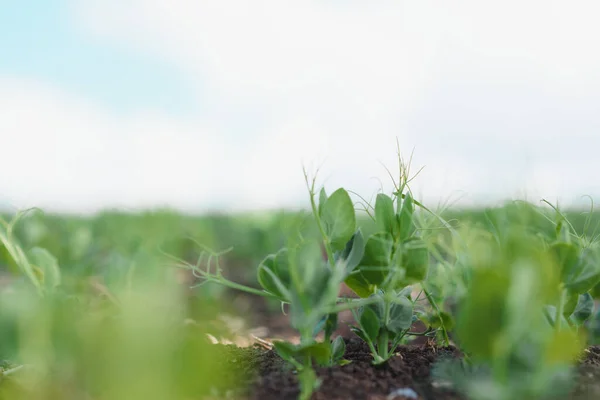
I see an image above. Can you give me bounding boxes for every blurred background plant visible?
[432,201,600,400]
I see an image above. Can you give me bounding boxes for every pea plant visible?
[342,190,447,364]
[541,200,600,333]
[432,202,596,400]
[183,170,375,399]
[183,160,449,397]
[340,155,452,364]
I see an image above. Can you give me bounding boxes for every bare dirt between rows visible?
[212,339,600,400]
[203,285,600,400]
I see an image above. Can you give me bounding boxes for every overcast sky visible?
[1,1,599,213]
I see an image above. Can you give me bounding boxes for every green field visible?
[2,183,600,399]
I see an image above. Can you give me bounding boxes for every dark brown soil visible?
[213,337,462,400]
[251,337,463,400]
[212,341,600,400]
[206,285,600,400]
[573,346,600,400]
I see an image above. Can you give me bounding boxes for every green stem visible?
[405,329,433,337]
[378,329,389,361]
[326,297,382,314]
[199,277,280,300]
[1,365,24,377]
[380,300,392,360]
[423,285,450,346]
[367,339,385,365]
[389,332,405,356]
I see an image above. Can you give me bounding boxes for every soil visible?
[203,284,600,400]
[211,338,600,400]
[213,337,463,400]
[574,346,600,400]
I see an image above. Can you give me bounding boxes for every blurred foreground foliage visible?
[1,205,599,399]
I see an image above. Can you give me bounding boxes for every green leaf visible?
[336,230,365,274]
[318,188,328,216]
[590,309,600,341]
[344,272,375,298]
[564,248,600,294]
[289,269,332,329]
[375,194,397,235]
[398,193,415,241]
[257,252,291,301]
[273,341,332,367]
[349,326,370,343]
[563,291,579,318]
[331,336,346,362]
[359,306,381,343]
[401,238,429,284]
[386,296,414,333]
[257,265,289,301]
[426,310,455,331]
[324,313,338,339]
[321,188,356,252]
[550,242,580,282]
[544,305,571,328]
[591,280,600,299]
[272,248,293,284]
[456,268,509,360]
[312,317,326,337]
[355,232,393,287]
[273,341,299,365]
[571,292,594,325]
[293,241,325,293]
[297,342,332,366]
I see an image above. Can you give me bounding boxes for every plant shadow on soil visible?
[213,339,600,400]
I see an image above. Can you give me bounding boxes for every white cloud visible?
[0,75,481,213]
[0,77,229,212]
[3,1,600,212]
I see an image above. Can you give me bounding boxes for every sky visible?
[1,0,600,213]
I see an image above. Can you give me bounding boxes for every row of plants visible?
[187,155,600,400]
[0,209,311,305]
[2,152,600,399]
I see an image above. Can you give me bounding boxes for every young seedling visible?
[341,152,451,364]
[180,171,373,399]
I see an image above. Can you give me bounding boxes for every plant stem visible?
[380,299,391,360]
[423,285,450,346]
[326,297,381,314]
[378,329,389,361]
[405,329,433,337]
[198,277,280,300]
[1,365,24,377]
